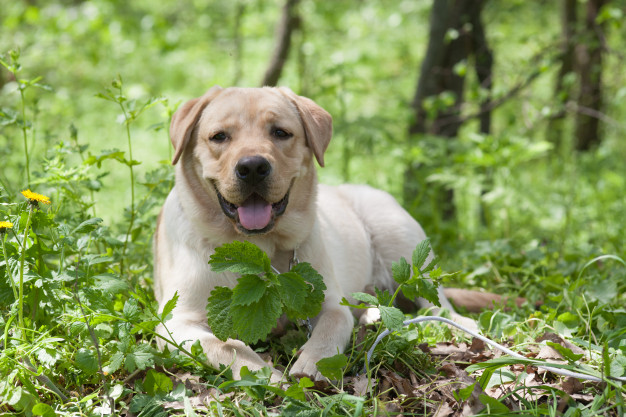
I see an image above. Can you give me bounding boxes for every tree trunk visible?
[547,0,577,150]
[469,3,493,135]
[405,0,491,217]
[232,2,246,86]
[261,0,300,87]
[574,0,606,151]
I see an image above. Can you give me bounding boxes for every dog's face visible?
[170,87,332,236]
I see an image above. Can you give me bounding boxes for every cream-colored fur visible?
[154,86,475,381]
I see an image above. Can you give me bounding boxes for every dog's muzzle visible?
[214,186,290,235]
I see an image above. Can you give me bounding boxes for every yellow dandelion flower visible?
[21,189,51,205]
[0,221,13,231]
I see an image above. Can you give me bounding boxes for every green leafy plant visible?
[342,238,442,333]
[206,241,326,344]
[96,76,164,279]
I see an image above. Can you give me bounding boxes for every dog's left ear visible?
[170,86,223,165]
[278,87,332,167]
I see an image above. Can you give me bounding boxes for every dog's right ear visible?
[170,86,223,165]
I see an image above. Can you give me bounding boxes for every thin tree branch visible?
[261,0,300,87]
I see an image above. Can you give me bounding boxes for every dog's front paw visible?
[290,347,334,381]
[449,312,480,333]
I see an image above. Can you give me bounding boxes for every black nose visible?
[235,156,272,185]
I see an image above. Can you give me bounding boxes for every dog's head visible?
[170,86,332,236]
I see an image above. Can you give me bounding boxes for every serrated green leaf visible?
[35,347,58,367]
[94,274,129,294]
[392,257,411,284]
[374,288,393,306]
[277,272,308,314]
[232,274,266,306]
[144,369,174,396]
[416,277,441,307]
[209,241,271,275]
[123,298,141,322]
[207,287,234,342]
[160,292,178,322]
[339,297,369,309]
[316,354,348,381]
[412,239,431,271]
[351,292,379,306]
[429,266,443,279]
[75,348,98,375]
[103,351,124,375]
[231,287,282,344]
[124,344,155,372]
[379,305,404,331]
[71,217,103,235]
[291,262,326,317]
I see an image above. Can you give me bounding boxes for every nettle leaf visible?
[209,241,271,275]
[292,262,326,317]
[414,277,441,307]
[351,292,379,306]
[207,287,235,342]
[231,287,282,344]
[316,353,348,381]
[412,238,432,271]
[392,257,411,284]
[374,288,393,306]
[277,272,308,314]
[422,256,440,274]
[379,305,404,331]
[232,274,266,306]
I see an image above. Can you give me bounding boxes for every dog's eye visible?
[272,128,292,139]
[210,132,228,143]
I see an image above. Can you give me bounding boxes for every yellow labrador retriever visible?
[154,86,476,381]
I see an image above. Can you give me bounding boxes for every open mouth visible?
[215,185,289,234]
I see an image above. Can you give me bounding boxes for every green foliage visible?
[316,354,348,381]
[343,238,443,333]
[207,241,326,344]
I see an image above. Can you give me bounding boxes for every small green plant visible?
[206,241,326,344]
[343,238,442,333]
[0,49,51,188]
[96,77,164,279]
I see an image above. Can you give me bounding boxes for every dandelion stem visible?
[1,234,17,300]
[18,205,34,336]
[19,86,31,188]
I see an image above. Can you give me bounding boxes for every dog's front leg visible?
[156,313,282,382]
[289,301,354,380]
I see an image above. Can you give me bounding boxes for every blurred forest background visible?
[1,0,625,271]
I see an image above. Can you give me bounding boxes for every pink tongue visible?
[237,194,272,230]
